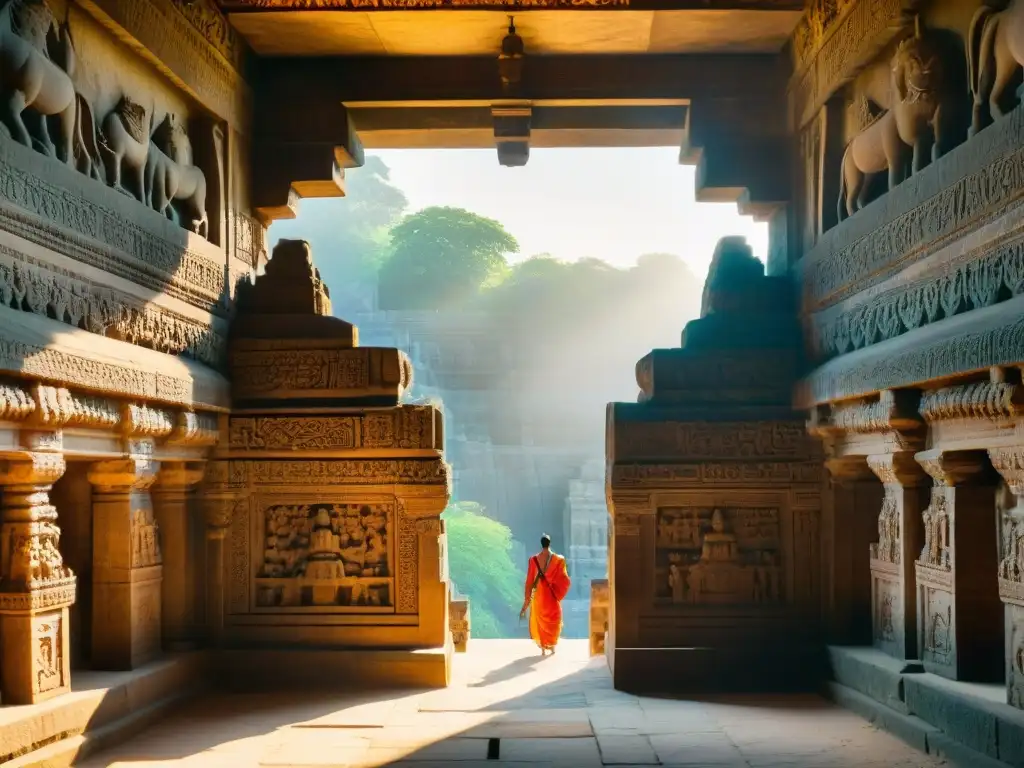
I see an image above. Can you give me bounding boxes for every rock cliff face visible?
[351,308,606,606]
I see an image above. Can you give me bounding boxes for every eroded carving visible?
[256,502,393,609]
[34,612,63,694]
[919,488,949,570]
[871,488,900,565]
[656,507,781,605]
[146,114,208,237]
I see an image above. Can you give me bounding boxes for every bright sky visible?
[373,146,769,278]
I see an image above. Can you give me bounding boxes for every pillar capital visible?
[824,455,874,483]
[989,447,1024,497]
[88,458,160,493]
[0,452,66,489]
[867,452,928,487]
[915,450,989,487]
[202,494,240,539]
[154,462,207,492]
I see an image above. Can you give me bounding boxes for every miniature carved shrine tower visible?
[606,237,822,692]
[205,240,451,687]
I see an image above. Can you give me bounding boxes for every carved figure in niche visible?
[968,0,1024,136]
[927,605,952,659]
[878,592,895,641]
[0,0,96,172]
[668,559,687,603]
[919,492,950,569]
[146,114,208,237]
[35,617,60,693]
[100,96,150,201]
[256,503,392,608]
[838,23,950,220]
[871,494,900,564]
[8,522,72,588]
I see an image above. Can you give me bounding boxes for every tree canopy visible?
[442,501,525,638]
[377,207,520,310]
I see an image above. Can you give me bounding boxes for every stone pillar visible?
[988,448,1024,706]
[410,500,449,649]
[866,453,928,663]
[152,463,205,650]
[606,503,645,670]
[201,491,236,647]
[914,450,1000,681]
[449,597,470,653]
[823,457,882,645]
[88,458,161,670]
[0,453,75,704]
[590,578,609,656]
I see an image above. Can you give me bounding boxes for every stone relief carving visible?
[34,613,63,694]
[805,139,1024,312]
[233,211,266,269]
[236,459,450,487]
[255,502,393,609]
[922,589,952,664]
[0,247,225,367]
[791,0,901,128]
[838,26,952,220]
[968,1,1024,136]
[229,409,437,452]
[168,0,244,71]
[920,381,1022,423]
[919,488,949,570]
[231,350,371,396]
[875,582,897,642]
[811,231,1024,360]
[611,462,821,488]
[131,505,161,569]
[230,417,357,451]
[615,421,809,461]
[0,0,214,239]
[870,489,900,565]
[655,507,782,606]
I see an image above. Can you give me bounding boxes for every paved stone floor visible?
[83,640,946,767]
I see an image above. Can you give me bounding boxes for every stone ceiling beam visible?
[251,99,364,224]
[221,1,802,11]
[253,54,787,110]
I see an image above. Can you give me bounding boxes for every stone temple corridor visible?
[77,640,944,768]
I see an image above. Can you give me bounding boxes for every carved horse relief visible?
[146,113,209,238]
[838,24,949,220]
[0,0,98,176]
[100,95,150,201]
[968,0,1024,135]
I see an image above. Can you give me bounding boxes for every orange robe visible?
[524,552,571,649]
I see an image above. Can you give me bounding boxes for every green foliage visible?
[377,207,520,310]
[442,501,525,638]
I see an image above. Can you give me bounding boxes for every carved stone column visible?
[152,462,205,650]
[914,450,1000,681]
[867,453,928,663]
[988,448,1024,706]
[606,501,646,674]
[201,491,236,648]
[0,453,75,704]
[823,456,881,645]
[88,457,161,669]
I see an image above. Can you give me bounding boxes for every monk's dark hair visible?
[540,534,551,549]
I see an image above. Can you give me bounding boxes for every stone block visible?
[450,597,470,653]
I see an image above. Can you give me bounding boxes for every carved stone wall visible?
[209,240,451,686]
[607,238,820,694]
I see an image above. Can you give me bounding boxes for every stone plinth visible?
[605,237,821,693]
[211,240,452,689]
[590,578,608,656]
[450,597,470,652]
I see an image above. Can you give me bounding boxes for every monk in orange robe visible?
[520,534,571,655]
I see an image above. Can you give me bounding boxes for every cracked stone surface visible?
[81,640,947,767]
